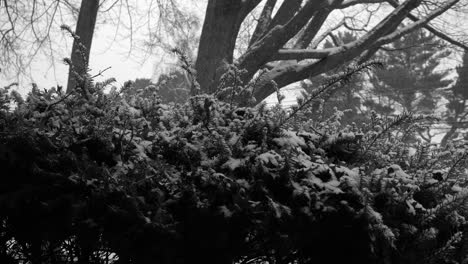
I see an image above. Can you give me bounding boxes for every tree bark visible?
[238,0,330,80]
[267,0,303,32]
[249,0,277,47]
[66,0,100,92]
[195,0,261,94]
[294,11,331,49]
[441,126,458,147]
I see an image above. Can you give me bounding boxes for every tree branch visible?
[339,0,387,9]
[272,48,332,60]
[386,0,468,50]
[252,0,425,101]
[267,0,302,32]
[350,0,421,51]
[241,0,263,18]
[309,19,345,49]
[271,0,422,61]
[239,0,331,80]
[374,0,461,48]
[249,0,277,47]
[294,10,332,49]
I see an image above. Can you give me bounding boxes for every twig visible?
[44,90,76,113]
[91,66,112,79]
[280,61,382,127]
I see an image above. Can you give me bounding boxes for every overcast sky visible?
[0,0,206,95]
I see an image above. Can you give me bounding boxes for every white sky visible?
[0,0,207,96]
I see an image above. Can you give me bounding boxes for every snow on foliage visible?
[272,130,307,148]
[0,69,468,264]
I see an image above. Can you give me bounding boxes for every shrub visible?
[0,65,467,264]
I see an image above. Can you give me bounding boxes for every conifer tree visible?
[130,71,190,104]
[369,29,451,115]
[302,32,368,125]
[441,51,468,146]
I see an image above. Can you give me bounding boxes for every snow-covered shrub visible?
[0,64,467,264]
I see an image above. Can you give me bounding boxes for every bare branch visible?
[386,0,468,50]
[252,0,425,101]
[375,0,462,48]
[294,10,332,49]
[272,48,331,60]
[238,0,332,79]
[271,0,424,62]
[309,18,345,49]
[249,0,277,47]
[267,0,302,32]
[90,66,112,79]
[339,0,387,9]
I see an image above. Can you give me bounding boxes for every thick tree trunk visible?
[66,0,100,92]
[195,0,260,94]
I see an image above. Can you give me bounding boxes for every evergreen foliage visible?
[369,29,451,116]
[0,61,467,264]
[441,51,468,145]
[130,72,190,105]
[301,32,368,126]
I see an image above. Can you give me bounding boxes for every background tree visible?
[66,0,100,92]
[146,2,201,63]
[366,29,452,142]
[0,0,79,77]
[301,31,369,125]
[3,0,468,104]
[143,4,200,103]
[441,51,468,146]
[195,0,468,103]
[369,29,451,116]
[63,0,202,93]
[130,72,190,104]
[0,0,197,91]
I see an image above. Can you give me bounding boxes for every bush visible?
[0,67,467,264]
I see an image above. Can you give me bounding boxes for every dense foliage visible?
[369,29,451,116]
[301,32,369,126]
[131,73,189,105]
[442,51,468,145]
[0,64,467,264]
[302,30,452,145]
